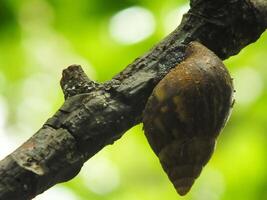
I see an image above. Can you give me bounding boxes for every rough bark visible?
[0,0,266,199]
[251,0,267,26]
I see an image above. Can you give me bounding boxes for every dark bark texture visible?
[0,0,266,199]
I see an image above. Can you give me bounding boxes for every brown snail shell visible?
[143,41,234,196]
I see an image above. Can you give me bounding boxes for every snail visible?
[143,41,234,196]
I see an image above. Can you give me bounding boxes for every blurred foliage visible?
[0,0,267,200]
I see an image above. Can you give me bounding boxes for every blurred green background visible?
[0,0,267,199]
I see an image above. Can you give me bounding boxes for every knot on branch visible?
[60,65,99,99]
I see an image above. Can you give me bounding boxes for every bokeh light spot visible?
[33,185,78,200]
[81,157,120,195]
[233,67,264,105]
[0,97,17,160]
[109,6,155,44]
[193,168,225,200]
[0,97,7,129]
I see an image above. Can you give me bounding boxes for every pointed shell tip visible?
[176,186,191,196]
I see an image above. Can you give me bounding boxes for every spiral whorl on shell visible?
[143,41,233,196]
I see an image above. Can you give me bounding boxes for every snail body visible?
[143,42,233,195]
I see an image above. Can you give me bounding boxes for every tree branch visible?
[0,0,266,199]
[251,0,267,26]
